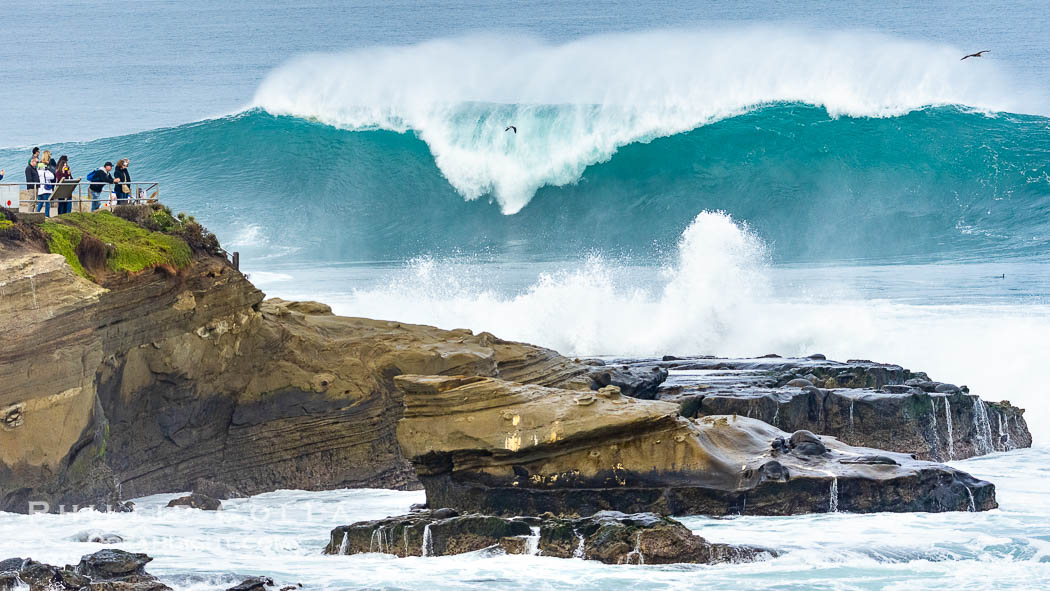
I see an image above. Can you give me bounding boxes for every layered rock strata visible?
[325,509,771,564]
[0,224,1028,516]
[396,375,997,517]
[631,356,1031,461]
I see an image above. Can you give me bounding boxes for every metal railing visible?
[0,181,159,215]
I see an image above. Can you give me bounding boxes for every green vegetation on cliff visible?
[40,221,91,279]
[41,210,194,281]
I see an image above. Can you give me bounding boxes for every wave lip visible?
[253,27,1023,213]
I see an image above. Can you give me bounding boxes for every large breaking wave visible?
[6,104,1047,264]
[252,28,1030,213]
[3,29,1048,264]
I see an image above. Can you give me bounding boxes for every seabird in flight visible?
[505,125,517,133]
[960,50,990,60]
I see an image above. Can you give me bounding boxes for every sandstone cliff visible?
[0,214,604,512]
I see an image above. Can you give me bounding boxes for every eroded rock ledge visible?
[395,375,996,517]
[325,509,772,564]
[624,356,1031,461]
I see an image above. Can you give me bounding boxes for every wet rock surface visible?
[325,509,771,564]
[0,550,170,591]
[227,576,274,591]
[167,492,222,511]
[192,478,243,501]
[585,361,669,400]
[537,511,773,564]
[396,374,997,518]
[326,510,533,558]
[623,355,1032,461]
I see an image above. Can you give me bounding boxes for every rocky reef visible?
[325,509,772,564]
[396,374,996,517]
[0,549,169,591]
[617,356,1031,461]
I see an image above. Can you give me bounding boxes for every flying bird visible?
[505,125,517,133]
[961,50,990,60]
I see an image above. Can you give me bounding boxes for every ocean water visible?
[0,448,1047,591]
[2,1,1049,588]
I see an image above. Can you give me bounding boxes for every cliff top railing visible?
[0,181,159,213]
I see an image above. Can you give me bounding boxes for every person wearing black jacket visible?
[25,157,40,189]
[87,162,114,211]
[113,159,131,203]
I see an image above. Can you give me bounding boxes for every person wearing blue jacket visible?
[87,162,114,211]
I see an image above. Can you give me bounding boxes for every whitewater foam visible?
[253,28,1021,212]
[1,450,1048,590]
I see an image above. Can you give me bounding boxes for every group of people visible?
[21,147,132,216]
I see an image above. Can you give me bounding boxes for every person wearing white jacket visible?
[36,162,55,217]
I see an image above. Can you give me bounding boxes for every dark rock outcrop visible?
[227,576,274,591]
[0,550,170,591]
[166,493,221,510]
[641,356,1032,461]
[75,549,152,580]
[586,362,668,400]
[325,509,771,564]
[536,511,771,564]
[192,478,243,500]
[396,375,997,517]
[326,511,533,557]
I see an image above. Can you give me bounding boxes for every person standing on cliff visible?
[113,159,131,204]
[36,161,54,217]
[87,162,114,211]
[53,156,73,214]
[25,157,39,190]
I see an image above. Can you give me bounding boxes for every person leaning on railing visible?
[87,161,115,211]
[36,161,55,217]
[53,156,73,215]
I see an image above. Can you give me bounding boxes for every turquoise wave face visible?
[4,104,1048,264]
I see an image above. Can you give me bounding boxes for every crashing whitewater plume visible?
[334,211,770,355]
[252,27,1020,212]
[288,211,1050,441]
